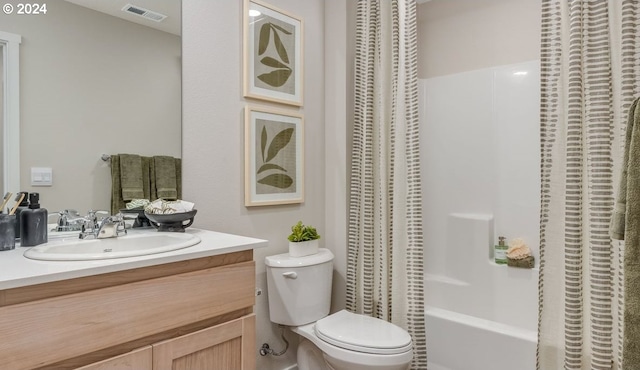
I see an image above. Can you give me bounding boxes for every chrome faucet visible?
[79,211,126,239]
[49,209,84,232]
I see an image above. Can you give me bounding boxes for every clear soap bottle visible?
[494,236,508,265]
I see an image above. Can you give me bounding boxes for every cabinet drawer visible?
[76,347,152,370]
[0,261,255,369]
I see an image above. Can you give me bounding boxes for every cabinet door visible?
[152,314,256,370]
[76,346,152,370]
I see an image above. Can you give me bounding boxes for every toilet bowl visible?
[265,248,413,370]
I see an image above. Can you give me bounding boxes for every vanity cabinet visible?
[0,250,256,370]
[153,314,255,369]
[76,347,153,370]
[78,314,255,370]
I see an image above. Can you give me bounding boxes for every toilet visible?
[265,248,413,370]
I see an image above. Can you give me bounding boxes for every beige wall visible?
[182,1,325,368]
[0,0,181,213]
[418,0,541,78]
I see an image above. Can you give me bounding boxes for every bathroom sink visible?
[23,233,201,261]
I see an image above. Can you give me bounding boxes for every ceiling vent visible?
[122,4,167,22]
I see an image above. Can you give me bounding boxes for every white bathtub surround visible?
[419,60,541,369]
[537,1,640,369]
[424,214,538,333]
[347,0,426,368]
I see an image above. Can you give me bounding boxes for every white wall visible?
[0,0,181,213]
[325,0,350,313]
[182,1,325,369]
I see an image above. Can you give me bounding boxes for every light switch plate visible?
[31,167,53,186]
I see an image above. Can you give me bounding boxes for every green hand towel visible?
[119,154,144,201]
[154,156,178,200]
[110,155,124,215]
[611,97,640,368]
[610,98,639,239]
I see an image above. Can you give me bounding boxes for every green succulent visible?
[288,221,320,242]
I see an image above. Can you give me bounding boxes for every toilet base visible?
[297,338,331,370]
[292,322,412,370]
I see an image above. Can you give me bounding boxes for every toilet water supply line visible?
[259,325,289,356]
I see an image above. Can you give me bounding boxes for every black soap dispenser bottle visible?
[13,192,29,240]
[20,193,48,247]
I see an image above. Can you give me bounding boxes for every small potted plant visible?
[288,221,320,257]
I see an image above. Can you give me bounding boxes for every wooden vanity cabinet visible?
[76,347,153,370]
[78,314,255,370]
[0,250,256,370]
[153,314,255,370]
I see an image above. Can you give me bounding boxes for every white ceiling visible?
[64,0,180,36]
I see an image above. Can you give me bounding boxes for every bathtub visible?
[426,306,537,370]
[422,213,539,370]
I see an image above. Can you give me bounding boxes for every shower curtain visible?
[537,1,640,369]
[346,0,426,369]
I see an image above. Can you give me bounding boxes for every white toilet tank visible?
[265,248,334,326]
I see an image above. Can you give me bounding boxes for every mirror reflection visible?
[0,0,181,213]
[1,44,4,190]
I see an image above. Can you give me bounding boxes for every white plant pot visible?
[288,239,319,258]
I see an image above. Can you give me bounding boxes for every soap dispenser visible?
[13,191,29,240]
[494,236,508,265]
[20,193,48,247]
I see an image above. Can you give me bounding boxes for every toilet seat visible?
[314,310,413,355]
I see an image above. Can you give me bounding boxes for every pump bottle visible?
[20,193,48,247]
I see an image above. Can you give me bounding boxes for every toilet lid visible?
[314,310,413,355]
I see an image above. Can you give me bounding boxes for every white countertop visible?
[0,228,267,290]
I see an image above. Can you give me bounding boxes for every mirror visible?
[1,0,181,213]
[0,30,21,199]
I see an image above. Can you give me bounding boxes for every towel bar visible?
[101,154,111,162]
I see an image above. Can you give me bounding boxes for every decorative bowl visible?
[144,210,197,232]
[120,207,151,228]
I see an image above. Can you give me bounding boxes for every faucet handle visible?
[112,213,128,236]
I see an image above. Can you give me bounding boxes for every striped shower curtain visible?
[346,0,426,369]
[537,1,640,369]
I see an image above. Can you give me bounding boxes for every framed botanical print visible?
[243,0,303,106]
[244,105,304,206]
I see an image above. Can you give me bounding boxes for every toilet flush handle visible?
[282,271,298,279]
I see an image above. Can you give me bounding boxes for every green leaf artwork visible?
[257,69,292,88]
[257,126,295,190]
[257,163,287,174]
[261,126,267,162]
[261,56,290,69]
[256,21,293,88]
[272,30,289,63]
[258,174,293,189]
[270,23,292,35]
[258,23,271,55]
[265,128,293,162]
